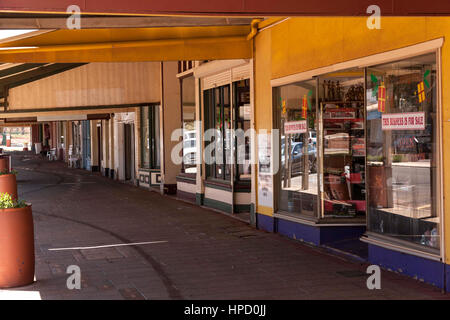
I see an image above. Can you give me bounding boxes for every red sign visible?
[284,120,307,134]
[381,112,426,131]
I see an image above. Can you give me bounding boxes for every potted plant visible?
[0,169,18,201]
[0,193,34,288]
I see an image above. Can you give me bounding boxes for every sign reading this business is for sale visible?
[284,120,307,134]
[381,112,426,131]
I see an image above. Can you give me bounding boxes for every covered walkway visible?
[0,153,446,300]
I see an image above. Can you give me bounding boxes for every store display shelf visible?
[324,151,351,156]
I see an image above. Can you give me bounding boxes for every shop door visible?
[318,70,366,220]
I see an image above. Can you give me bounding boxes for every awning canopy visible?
[0,13,257,62]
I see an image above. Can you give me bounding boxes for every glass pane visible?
[319,69,366,219]
[366,53,439,250]
[204,85,232,182]
[278,79,318,218]
[235,80,251,180]
[182,76,197,174]
[153,106,161,169]
[223,85,232,181]
[204,89,215,179]
[215,88,223,178]
[141,106,150,168]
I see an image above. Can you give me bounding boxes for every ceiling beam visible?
[0,16,254,29]
[0,63,46,78]
[0,63,85,89]
[0,36,251,62]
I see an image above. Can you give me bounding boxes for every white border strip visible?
[361,236,441,262]
[271,38,444,87]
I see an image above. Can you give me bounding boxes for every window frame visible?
[140,105,160,170]
[204,84,231,182]
[179,74,197,176]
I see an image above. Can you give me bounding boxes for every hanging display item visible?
[282,99,287,115]
[302,94,308,119]
[378,81,386,112]
[417,81,425,103]
[423,70,430,88]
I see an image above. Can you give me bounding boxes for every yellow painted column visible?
[254,27,275,217]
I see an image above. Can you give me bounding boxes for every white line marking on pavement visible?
[48,241,168,251]
[39,182,97,185]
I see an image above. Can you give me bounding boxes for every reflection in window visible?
[234,79,251,181]
[277,79,318,217]
[367,53,439,251]
[181,76,197,174]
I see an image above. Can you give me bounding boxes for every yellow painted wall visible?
[254,17,450,262]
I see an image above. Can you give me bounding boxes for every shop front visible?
[202,75,252,216]
[181,60,253,219]
[273,49,441,255]
[257,20,445,287]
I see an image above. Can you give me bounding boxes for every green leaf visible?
[307,90,313,109]
[423,70,430,88]
[370,74,378,84]
[370,74,379,97]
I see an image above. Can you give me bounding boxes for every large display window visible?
[366,53,440,251]
[180,75,197,175]
[204,80,251,183]
[274,51,441,253]
[277,79,318,218]
[204,85,232,181]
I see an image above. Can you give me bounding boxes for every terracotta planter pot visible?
[0,157,8,173]
[0,174,17,200]
[0,205,35,288]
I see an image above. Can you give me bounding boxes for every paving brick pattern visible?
[1,153,448,300]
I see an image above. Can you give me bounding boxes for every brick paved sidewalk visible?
[1,153,448,300]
